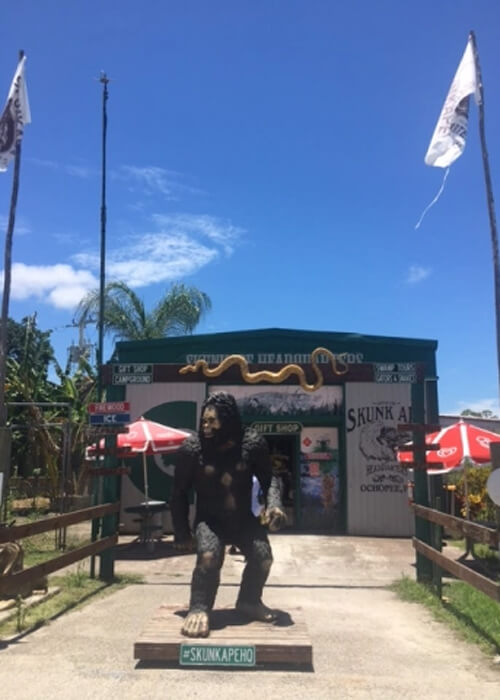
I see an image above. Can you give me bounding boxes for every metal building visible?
[103,327,438,537]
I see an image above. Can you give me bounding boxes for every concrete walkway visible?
[0,535,498,699]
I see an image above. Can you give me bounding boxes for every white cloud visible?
[2,190,244,307]
[119,165,175,197]
[0,215,31,236]
[451,398,500,417]
[29,158,93,178]
[72,213,243,288]
[117,165,204,199]
[406,265,431,284]
[108,233,217,286]
[152,213,242,255]
[65,165,92,178]
[0,263,98,309]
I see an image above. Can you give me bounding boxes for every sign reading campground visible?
[179,644,256,667]
[374,362,417,384]
[112,364,153,385]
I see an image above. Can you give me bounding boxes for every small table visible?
[124,500,168,551]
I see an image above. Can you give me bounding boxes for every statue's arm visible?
[249,432,287,531]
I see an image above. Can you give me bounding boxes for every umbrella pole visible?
[463,458,470,520]
[142,453,149,505]
[462,458,473,558]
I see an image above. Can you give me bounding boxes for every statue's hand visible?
[262,507,287,532]
[173,536,196,552]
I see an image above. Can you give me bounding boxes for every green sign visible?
[179,644,256,667]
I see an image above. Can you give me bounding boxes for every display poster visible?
[299,427,340,531]
[209,384,343,419]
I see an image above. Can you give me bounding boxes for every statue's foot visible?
[236,601,278,623]
[181,610,210,637]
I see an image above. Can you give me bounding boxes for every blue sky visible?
[1,1,500,415]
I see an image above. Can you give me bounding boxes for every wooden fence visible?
[413,504,500,602]
[0,502,119,595]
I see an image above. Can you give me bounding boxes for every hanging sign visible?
[251,422,302,435]
[374,363,417,383]
[89,413,130,426]
[112,364,153,385]
[89,401,130,414]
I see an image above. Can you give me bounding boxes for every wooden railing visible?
[0,502,119,595]
[413,504,500,602]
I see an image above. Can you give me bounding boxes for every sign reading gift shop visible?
[251,422,302,435]
[112,363,153,385]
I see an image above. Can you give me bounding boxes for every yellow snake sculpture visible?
[179,346,349,393]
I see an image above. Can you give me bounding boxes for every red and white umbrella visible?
[398,419,500,474]
[87,417,190,502]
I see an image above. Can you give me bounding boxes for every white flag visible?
[424,37,478,168]
[0,56,31,172]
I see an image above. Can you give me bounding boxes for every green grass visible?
[0,568,143,640]
[391,576,500,656]
[21,530,92,568]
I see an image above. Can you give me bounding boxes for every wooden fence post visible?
[431,495,443,598]
[490,443,500,555]
[411,381,433,582]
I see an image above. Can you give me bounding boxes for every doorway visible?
[263,435,298,528]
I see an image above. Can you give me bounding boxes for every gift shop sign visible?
[251,422,302,435]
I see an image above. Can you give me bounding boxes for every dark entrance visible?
[263,435,298,529]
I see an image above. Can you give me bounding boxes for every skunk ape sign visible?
[345,383,413,536]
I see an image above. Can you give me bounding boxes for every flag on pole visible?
[424,37,478,168]
[0,55,31,172]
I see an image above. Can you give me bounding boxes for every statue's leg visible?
[235,523,277,622]
[182,522,224,638]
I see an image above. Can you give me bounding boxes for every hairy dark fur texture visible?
[170,391,283,615]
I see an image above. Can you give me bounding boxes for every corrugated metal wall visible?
[125,382,206,422]
[345,383,413,536]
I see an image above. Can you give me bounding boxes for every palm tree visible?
[74,281,212,341]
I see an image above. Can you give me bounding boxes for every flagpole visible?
[469,31,500,406]
[90,72,109,579]
[97,72,109,401]
[0,50,25,428]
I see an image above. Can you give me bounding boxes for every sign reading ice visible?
[179,644,256,667]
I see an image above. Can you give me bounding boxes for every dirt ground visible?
[0,533,499,699]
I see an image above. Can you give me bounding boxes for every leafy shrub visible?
[448,465,496,522]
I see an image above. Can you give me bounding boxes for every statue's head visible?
[199,391,242,449]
